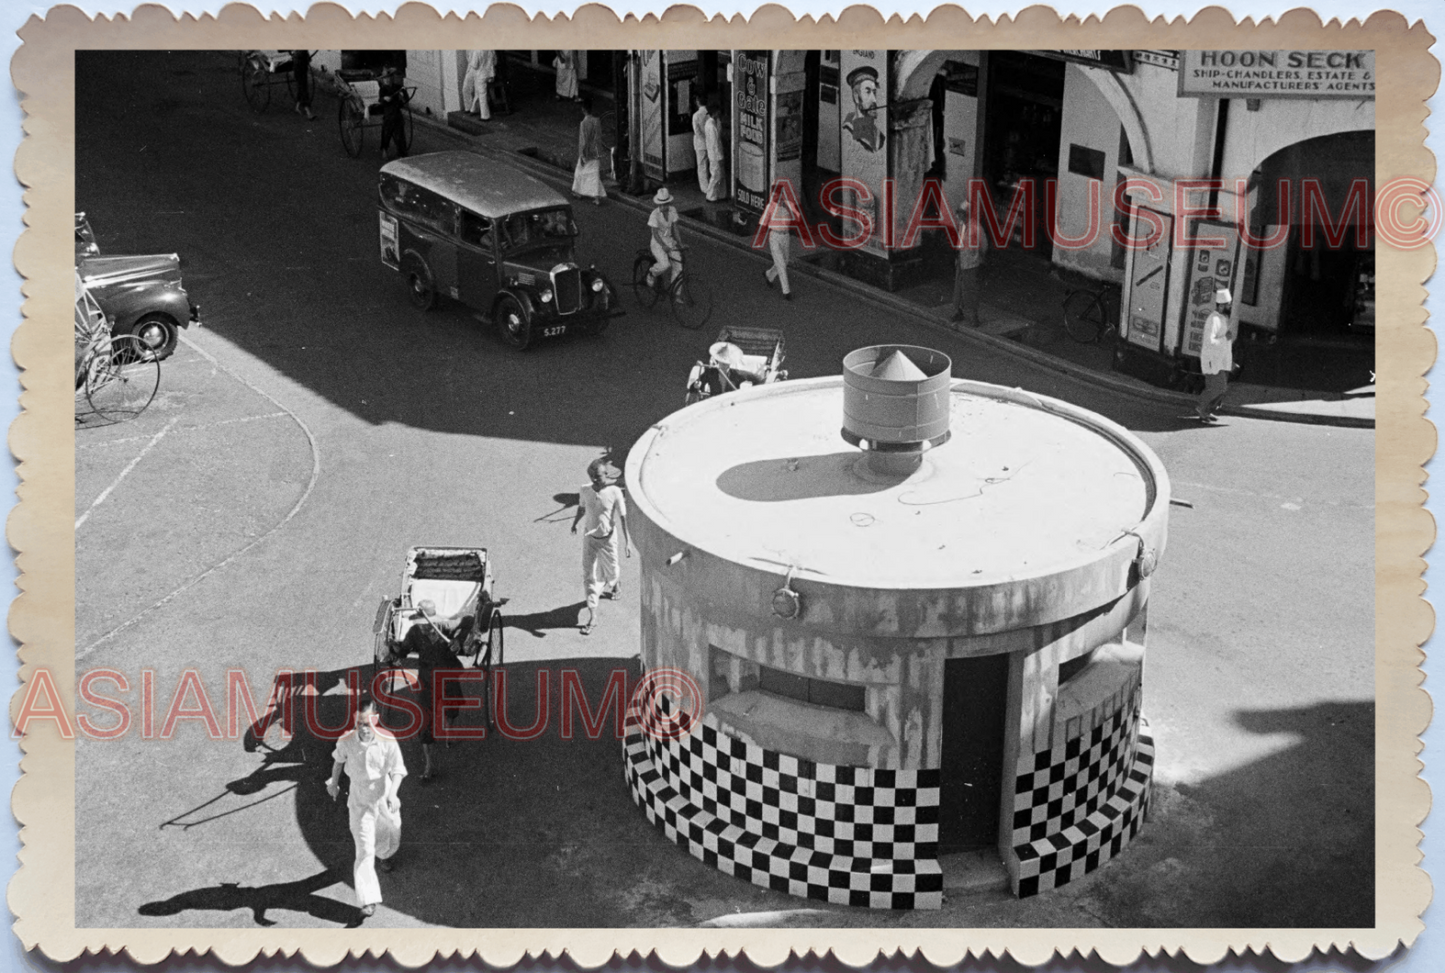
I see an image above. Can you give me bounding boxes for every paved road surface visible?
[72,51,1374,929]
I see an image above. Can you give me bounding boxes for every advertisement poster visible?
[776,89,803,163]
[733,50,771,218]
[379,212,399,269]
[1124,210,1171,351]
[639,49,664,180]
[839,50,888,254]
[1180,221,1240,357]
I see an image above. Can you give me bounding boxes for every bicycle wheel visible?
[670,273,713,330]
[632,253,661,309]
[1062,289,1104,343]
[339,97,365,158]
[85,336,159,421]
[241,57,270,113]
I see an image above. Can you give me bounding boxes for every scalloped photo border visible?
[9,3,1436,968]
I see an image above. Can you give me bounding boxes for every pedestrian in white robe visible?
[554,51,580,101]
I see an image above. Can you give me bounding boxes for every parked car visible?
[377,151,621,349]
[74,214,201,360]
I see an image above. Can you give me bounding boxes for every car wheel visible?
[129,314,178,361]
[403,254,436,311]
[495,295,533,350]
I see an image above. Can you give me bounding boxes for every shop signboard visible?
[1032,50,1134,73]
[1178,50,1374,99]
[1180,221,1241,358]
[839,50,888,255]
[639,50,665,181]
[733,50,771,218]
[1124,209,1171,352]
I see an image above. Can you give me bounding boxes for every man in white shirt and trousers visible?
[1197,287,1236,422]
[327,697,407,921]
[571,458,631,635]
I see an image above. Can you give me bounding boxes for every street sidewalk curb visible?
[414,115,1374,430]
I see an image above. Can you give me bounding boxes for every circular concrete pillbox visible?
[624,368,1170,903]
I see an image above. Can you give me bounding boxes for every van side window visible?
[379,175,455,236]
[460,211,493,250]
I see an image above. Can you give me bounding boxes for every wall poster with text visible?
[733,50,771,218]
[839,50,888,254]
[1180,221,1240,357]
[639,49,665,180]
[1124,209,1172,352]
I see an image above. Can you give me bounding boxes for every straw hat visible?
[653,187,674,206]
[1214,288,1233,304]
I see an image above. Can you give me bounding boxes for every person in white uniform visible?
[763,193,800,301]
[1196,287,1236,422]
[691,93,711,194]
[703,98,727,202]
[570,458,631,635]
[463,50,496,119]
[327,697,407,920]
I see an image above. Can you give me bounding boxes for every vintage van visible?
[378,151,620,349]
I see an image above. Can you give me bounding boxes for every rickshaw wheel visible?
[242,58,270,112]
[487,608,504,669]
[400,109,415,155]
[495,294,533,350]
[339,97,365,158]
[485,609,503,730]
[403,253,437,311]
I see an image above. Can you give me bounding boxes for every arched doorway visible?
[1237,130,1374,389]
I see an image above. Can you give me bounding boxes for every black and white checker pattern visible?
[624,704,944,909]
[1006,679,1154,897]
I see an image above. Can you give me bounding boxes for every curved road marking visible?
[75,416,179,530]
[78,334,322,660]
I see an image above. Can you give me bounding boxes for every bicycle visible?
[1062,281,1121,344]
[75,280,160,423]
[631,246,713,330]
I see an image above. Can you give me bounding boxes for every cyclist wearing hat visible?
[645,187,683,294]
[1196,287,1236,422]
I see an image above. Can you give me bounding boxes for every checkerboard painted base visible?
[1007,690,1155,897]
[623,706,944,909]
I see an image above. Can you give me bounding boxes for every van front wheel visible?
[496,295,533,350]
[403,255,436,311]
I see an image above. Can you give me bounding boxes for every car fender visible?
[495,286,537,322]
[103,285,191,333]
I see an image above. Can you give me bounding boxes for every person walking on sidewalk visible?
[572,96,607,205]
[463,50,495,119]
[704,98,728,202]
[1196,288,1236,422]
[763,194,800,301]
[327,697,406,921]
[290,50,315,120]
[644,188,683,293]
[571,459,631,636]
[691,93,711,195]
[951,200,988,327]
[377,65,408,160]
[554,51,580,102]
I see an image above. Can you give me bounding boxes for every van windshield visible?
[499,208,577,253]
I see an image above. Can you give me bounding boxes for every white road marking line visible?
[76,412,288,450]
[78,333,323,659]
[76,416,179,530]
